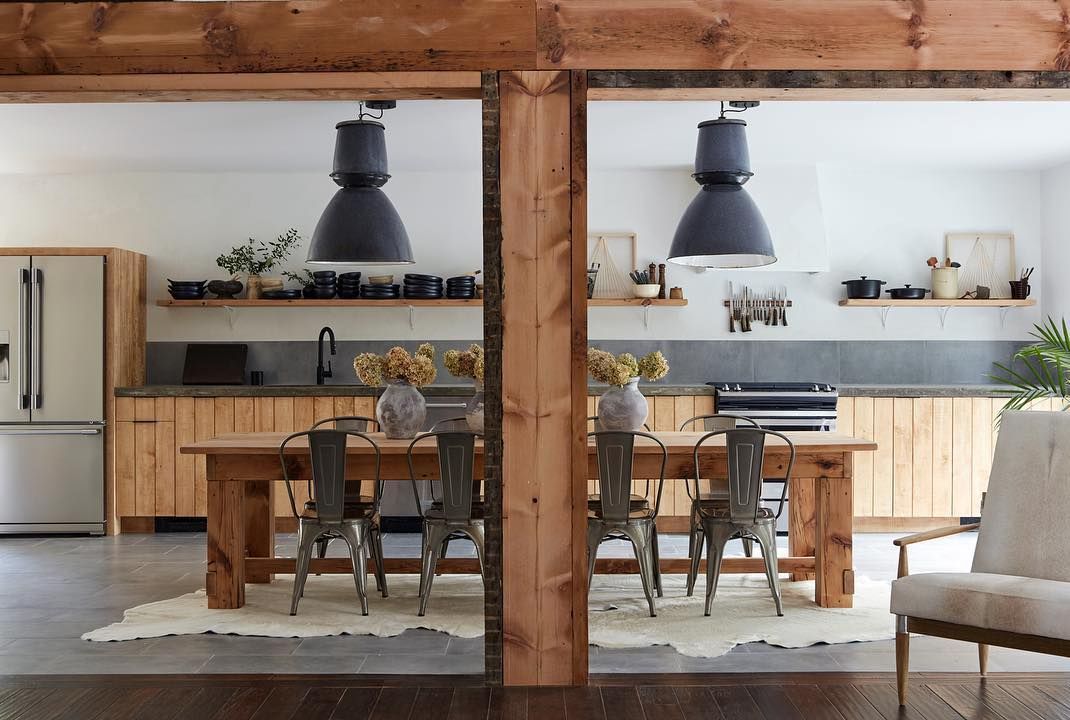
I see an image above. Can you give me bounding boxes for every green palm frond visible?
[989,316,1070,422]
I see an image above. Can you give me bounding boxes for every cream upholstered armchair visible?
[890,411,1070,705]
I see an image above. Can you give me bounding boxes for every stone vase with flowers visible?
[444,344,485,432]
[354,344,437,439]
[587,348,670,430]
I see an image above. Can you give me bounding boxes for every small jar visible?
[931,267,959,300]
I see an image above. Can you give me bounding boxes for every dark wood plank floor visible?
[0,674,1067,719]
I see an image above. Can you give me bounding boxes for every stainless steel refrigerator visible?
[0,256,105,534]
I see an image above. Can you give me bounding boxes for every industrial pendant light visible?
[668,101,776,269]
[307,100,414,265]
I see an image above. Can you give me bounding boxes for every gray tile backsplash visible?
[148,340,1029,387]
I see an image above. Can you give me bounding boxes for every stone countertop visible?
[117,383,1009,398]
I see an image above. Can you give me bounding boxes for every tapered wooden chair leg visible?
[895,616,910,706]
[978,644,989,676]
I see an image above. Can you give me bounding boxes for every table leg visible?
[788,477,816,581]
[815,471,854,608]
[244,480,275,584]
[206,458,246,609]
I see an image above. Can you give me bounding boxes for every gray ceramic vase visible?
[465,381,485,433]
[376,380,427,439]
[597,377,648,431]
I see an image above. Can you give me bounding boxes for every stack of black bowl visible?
[168,280,207,300]
[446,275,477,299]
[403,274,444,299]
[337,272,362,299]
[361,281,401,300]
[303,270,337,299]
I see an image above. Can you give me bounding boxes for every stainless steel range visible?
[707,381,839,533]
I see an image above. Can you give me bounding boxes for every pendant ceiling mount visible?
[669,101,776,269]
[307,100,414,266]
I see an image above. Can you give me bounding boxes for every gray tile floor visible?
[0,530,1064,675]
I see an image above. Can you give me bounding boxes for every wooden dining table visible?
[182,431,876,610]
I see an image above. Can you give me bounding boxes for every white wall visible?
[1042,162,1070,323]
[0,171,483,342]
[589,165,1043,340]
[0,163,1045,343]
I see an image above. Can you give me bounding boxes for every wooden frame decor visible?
[587,231,637,299]
[945,232,1016,299]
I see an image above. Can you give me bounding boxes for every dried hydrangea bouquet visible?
[587,349,670,430]
[444,344,486,433]
[354,344,437,438]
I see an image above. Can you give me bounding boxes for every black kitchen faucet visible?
[316,326,336,385]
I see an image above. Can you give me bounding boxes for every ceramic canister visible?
[931,267,959,300]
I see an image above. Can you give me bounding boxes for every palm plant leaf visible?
[989,316,1070,422]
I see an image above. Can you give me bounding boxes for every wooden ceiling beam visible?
[539,0,1070,71]
[587,70,1070,101]
[0,1,535,75]
[0,72,484,103]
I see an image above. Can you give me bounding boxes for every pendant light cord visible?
[357,101,386,122]
[719,100,758,119]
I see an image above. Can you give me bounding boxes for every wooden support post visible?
[205,458,246,609]
[816,454,855,608]
[499,69,587,686]
[244,480,275,584]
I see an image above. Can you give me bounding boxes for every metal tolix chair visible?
[280,428,383,616]
[688,427,795,617]
[305,416,387,597]
[408,429,486,616]
[587,430,667,617]
[679,413,761,585]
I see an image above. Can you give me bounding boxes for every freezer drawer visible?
[0,424,104,533]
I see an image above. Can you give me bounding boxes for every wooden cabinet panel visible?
[930,398,954,516]
[851,397,875,517]
[950,397,973,517]
[193,397,215,517]
[114,420,135,517]
[911,398,934,518]
[891,398,913,517]
[174,397,196,517]
[154,421,175,516]
[871,399,895,517]
[234,397,255,433]
[134,421,156,516]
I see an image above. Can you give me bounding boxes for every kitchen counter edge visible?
[117,384,1009,398]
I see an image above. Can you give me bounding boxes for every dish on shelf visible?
[261,289,303,300]
[367,274,395,285]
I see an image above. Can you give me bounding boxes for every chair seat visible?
[426,505,486,521]
[588,494,650,510]
[891,572,1070,642]
[700,506,774,520]
[300,504,377,521]
[587,508,655,521]
[304,497,374,512]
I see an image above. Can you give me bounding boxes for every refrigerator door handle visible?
[30,268,42,410]
[0,428,101,436]
[16,268,28,411]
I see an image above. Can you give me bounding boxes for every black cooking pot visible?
[842,276,886,299]
[886,284,928,300]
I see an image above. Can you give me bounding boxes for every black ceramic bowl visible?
[169,290,207,300]
[303,286,336,299]
[313,277,338,287]
[168,279,208,289]
[262,289,302,300]
[312,270,337,279]
[338,272,362,282]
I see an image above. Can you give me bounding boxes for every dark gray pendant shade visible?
[669,117,776,269]
[307,119,414,265]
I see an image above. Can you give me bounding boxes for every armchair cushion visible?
[891,572,1070,641]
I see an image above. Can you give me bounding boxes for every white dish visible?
[633,284,660,298]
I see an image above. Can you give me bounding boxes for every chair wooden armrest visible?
[893,523,980,578]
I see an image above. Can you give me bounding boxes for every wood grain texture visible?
[154,421,175,517]
[134,420,156,517]
[0,1,536,75]
[816,469,853,608]
[892,398,913,517]
[499,69,577,686]
[114,421,135,518]
[174,397,196,516]
[193,397,215,517]
[538,1,1070,70]
[206,457,244,609]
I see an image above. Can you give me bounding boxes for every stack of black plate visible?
[168,280,208,300]
[263,289,303,300]
[304,270,337,299]
[446,275,477,299]
[403,274,444,299]
[360,283,401,300]
[337,272,362,299]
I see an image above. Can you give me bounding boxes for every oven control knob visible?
[734,384,742,391]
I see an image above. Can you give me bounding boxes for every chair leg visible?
[622,523,657,617]
[419,524,449,617]
[703,524,733,616]
[978,643,988,676]
[896,615,910,706]
[754,525,783,616]
[650,522,663,598]
[467,524,487,584]
[337,524,369,616]
[314,536,329,576]
[371,526,389,598]
[290,523,320,616]
[586,521,603,593]
[686,510,703,597]
[742,538,754,558]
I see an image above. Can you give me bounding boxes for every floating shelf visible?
[838,299,1035,308]
[158,297,688,308]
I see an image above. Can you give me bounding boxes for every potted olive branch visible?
[216,228,303,299]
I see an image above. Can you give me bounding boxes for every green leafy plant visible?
[990,316,1070,418]
[216,228,303,276]
[282,269,315,287]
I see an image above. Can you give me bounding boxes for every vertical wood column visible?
[498,69,587,686]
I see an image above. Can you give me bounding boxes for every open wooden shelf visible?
[158,297,688,308]
[839,298,1035,308]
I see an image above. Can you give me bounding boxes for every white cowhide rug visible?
[84,574,894,658]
